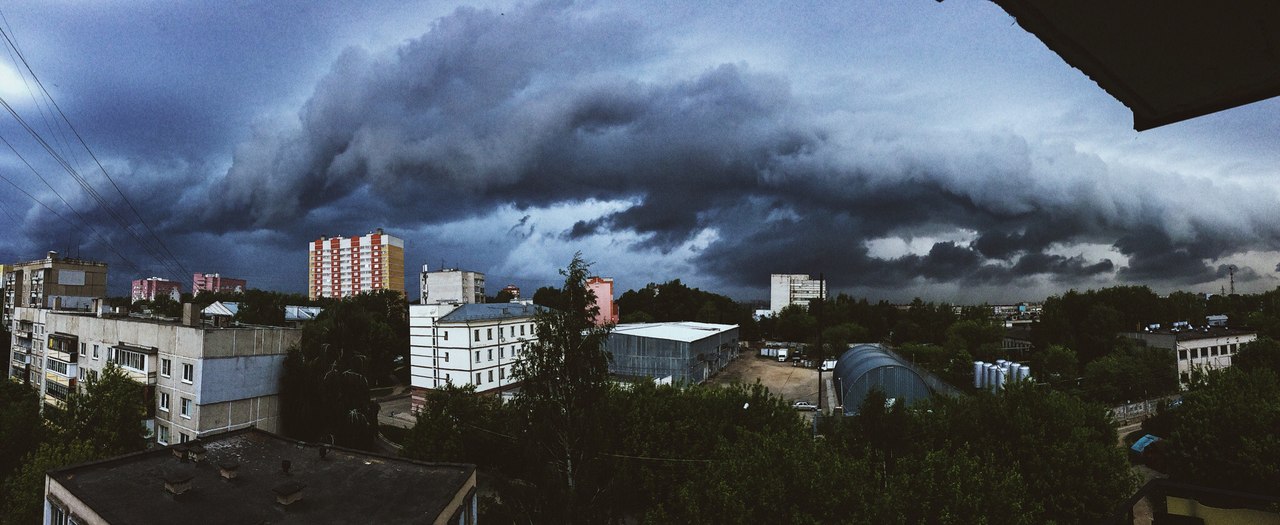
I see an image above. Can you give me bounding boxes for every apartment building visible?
[3,251,107,325]
[1121,326,1257,388]
[8,305,300,445]
[308,229,405,300]
[408,302,542,410]
[191,272,246,297]
[586,276,619,326]
[132,277,183,303]
[420,265,485,304]
[768,273,825,314]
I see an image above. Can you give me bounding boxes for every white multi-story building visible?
[408,302,541,410]
[1121,326,1257,388]
[7,305,299,446]
[769,274,825,314]
[420,265,486,304]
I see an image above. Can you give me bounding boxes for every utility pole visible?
[816,273,825,413]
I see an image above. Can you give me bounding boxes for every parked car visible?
[792,400,818,411]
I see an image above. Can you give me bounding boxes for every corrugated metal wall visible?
[605,328,739,383]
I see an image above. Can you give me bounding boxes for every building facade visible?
[3,252,107,325]
[7,306,299,445]
[131,277,183,303]
[44,428,477,525]
[420,265,485,304]
[308,229,405,300]
[768,273,825,314]
[604,322,739,384]
[1120,327,1257,388]
[408,302,541,410]
[191,273,246,297]
[586,276,619,326]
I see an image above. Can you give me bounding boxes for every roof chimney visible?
[173,445,190,462]
[164,472,195,496]
[273,481,305,506]
[218,461,240,480]
[188,444,206,462]
[182,303,198,327]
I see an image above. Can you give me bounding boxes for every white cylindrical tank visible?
[993,369,1004,390]
[974,361,985,388]
[1019,365,1031,382]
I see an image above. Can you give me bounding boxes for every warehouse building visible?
[834,344,937,416]
[604,322,739,384]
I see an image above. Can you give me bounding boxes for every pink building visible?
[131,277,182,303]
[192,273,247,297]
[586,276,619,326]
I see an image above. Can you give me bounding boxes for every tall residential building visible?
[420,265,485,304]
[408,302,541,410]
[308,229,405,300]
[8,305,299,444]
[3,251,107,326]
[586,276,619,326]
[132,277,183,303]
[769,273,825,314]
[191,273,246,297]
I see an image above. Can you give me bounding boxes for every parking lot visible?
[711,354,823,407]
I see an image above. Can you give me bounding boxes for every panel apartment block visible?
[308,229,405,300]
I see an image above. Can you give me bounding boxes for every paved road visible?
[378,394,416,429]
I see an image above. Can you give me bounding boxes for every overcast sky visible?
[2,0,1279,304]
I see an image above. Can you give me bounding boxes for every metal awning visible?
[112,342,159,355]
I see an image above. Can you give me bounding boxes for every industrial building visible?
[408,301,543,409]
[768,274,825,314]
[604,322,739,384]
[191,273,246,297]
[420,265,485,304]
[7,304,299,446]
[833,344,937,415]
[132,277,183,303]
[2,251,107,326]
[1120,324,1257,388]
[43,427,477,524]
[307,229,405,300]
[586,276,619,326]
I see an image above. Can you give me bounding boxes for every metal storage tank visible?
[1019,365,1031,382]
[973,361,985,388]
[834,344,935,415]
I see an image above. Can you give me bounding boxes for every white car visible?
[792,401,818,411]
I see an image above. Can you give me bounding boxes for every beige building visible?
[1120,327,1257,388]
[3,251,107,325]
[308,229,405,300]
[8,305,300,446]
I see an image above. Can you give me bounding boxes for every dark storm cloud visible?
[148,0,1280,292]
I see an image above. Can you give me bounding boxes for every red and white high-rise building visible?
[192,273,247,297]
[131,277,183,303]
[308,229,405,300]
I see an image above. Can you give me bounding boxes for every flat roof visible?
[1122,327,1256,342]
[47,428,474,524]
[439,302,544,323]
[611,322,738,343]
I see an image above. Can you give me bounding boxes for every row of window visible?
[473,345,523,363]
[474,367,508,385]
[1178,343,1240,361]
[158,391,194,418]
[472,324,532,342]
[156,423,191,446]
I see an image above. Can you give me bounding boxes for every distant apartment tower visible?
[420,265,485,304]
[308,229,405,300]
[3,251,107,325]
[769,273,825,314]
[191,273,246,297]
[586,276,619,326]
[7,305,299,444]
[408,302,541,410]
[132,277,183,303]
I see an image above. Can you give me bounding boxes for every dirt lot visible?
[711,354,822,405]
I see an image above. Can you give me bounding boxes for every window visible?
[1191,349,1199,359]
[444,352,449,361]
[499,367,505,380]
[113,348,146,372]
[161,358,171,377]
[160,392,170,412]
[475,373,482,384]
[1180,372,1190,384]
[1211,347,1219,356]
[520,325,525,336]
[180,397,192,418]
[475,351,481,363]
[80,342,86,356]
[182,363,194,383]
[500,347,504,359]
[51,505,67,525]
[1179,350,1187,361]
[442,331,448,341]
[158,424,170,445]
[92,344,99,359]
[474,329,480,341]
[45,358,70,376]
[488,370,494,382]
[488,349,493,361]
[487,328,493,340]
[179,432,190,443]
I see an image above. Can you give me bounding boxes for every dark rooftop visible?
[1122,326,1256,342]
[47,428,475,524]
[439,302,544,323]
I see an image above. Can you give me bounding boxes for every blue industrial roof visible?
[1130,434,1161,454]
[439,303,545,323]
[834,344,934,415]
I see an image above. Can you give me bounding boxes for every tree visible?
[507,253,613,523]
[402,383,509,465]
[1162,368,1280,492]
[1039,344,1078,385]
[1233,336,1280,375]
[57,363,148,457]
[0,381,44,482]
[0,441,96,525]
